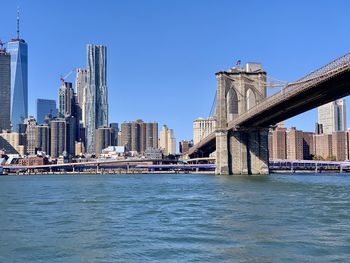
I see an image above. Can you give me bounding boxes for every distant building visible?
[159,125,176,155]
[302,132,314,160]
[19,156,48,166]
[75,68,87,123]
[193,117,216,144]
[120,120,158,153]
[50,118,67,158]
[58,82,74,118]
[25,117,38,155]
[315,122,323,135]
[110,123,119,146]
[286,127,303,160]
[332,132,347,161]
[144,147,163,159]
[36,99,58,124]
[95,127,112,157]
[314,134,332,160]
[8,24,28,132]
[271,127,286,159]
[179,140,193,154]
[75,141,85,156]
[0,47,11,131]
[85,44,108,153]
[318,99,346,134]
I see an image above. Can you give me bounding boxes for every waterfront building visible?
[0,130,26,155]
[7,12,28,132]
[36,99,57,124]
[19,155,48,166]
[332,132,347,161]
[302,132,314,160]
[120,120,158,153]
[75,141,85,156]
[179,140,193,154]
[0,47,11,131]
[286,127,303,160]
[193,117,216,145]
[318,99,346,134]
[144,148,163,159]
[85,44,108,153]
[58,82,74,118]
[271,127,286,159]
[159,125,176,155]
[50,118,67,158]
[313,134,333,160]
[95,127,112,157]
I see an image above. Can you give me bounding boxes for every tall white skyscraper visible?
[318,99,346,134]
[193,117,216,144]
[159,125,176,155]
[85,44,108,153]
[75,68,87,125]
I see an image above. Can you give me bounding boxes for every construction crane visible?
[60,68,76,84]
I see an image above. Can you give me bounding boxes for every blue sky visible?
[2,0,350,141]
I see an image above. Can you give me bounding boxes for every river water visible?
[0,173,350,262]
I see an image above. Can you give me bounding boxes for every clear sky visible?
[2,0,350,142]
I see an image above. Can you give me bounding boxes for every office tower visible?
[271,127,286,159]
[0,46,11,131]
[286,127,303,160]
[120,120,158,153]
[95,127,112,156]
[332,132,347,161]
[193,117,216,144]
[179,140,193,154]
[35,125,50,154]
[58,82,74,118]
[50,118,66,158]
[159,125,176,155]
[318,99,346,134]
[36,99,58,124]
[0,130,26,155]
[25,117,37,155]
[76,68,87,123]
[85,44,108,153]
[110,123,119,146]
[66,116,76,158]
[7,11,28,131]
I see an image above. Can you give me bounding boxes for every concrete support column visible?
[228,128,269,175]
[216,131,229,174]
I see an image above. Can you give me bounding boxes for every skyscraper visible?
[36,99,58,124]
[95,127,112,156]
[58,82,74,118]
[0,46,11,131]
[75,68,87,124]
[50,118,66,158]
[159,125,176,155]
[7,11,28,131]
[85,44,108,153]
[318,99,346,134]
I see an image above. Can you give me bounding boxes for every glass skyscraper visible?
[0,47,11,131]
[85,44,108,153]
[36,99,58,124]
[7,38,28,132]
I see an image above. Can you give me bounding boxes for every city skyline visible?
[1,1,350,141]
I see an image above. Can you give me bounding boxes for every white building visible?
[159,125,176,155]
[193,117,216,144]
[318,99,346,134]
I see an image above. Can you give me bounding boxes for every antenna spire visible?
[17,7,20,40]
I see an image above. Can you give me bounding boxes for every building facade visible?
[95,127,112,156]
[0,47,11,131]
[50,118,67,158]
[318,99,346,134]
[36,99,58,124]
[85,44,108,153]
[58,82,74,118]
[286,127,303,160]
[179,140,193,154]
[193,117,216,145]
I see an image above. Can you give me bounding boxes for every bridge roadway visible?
[188,51,350,157]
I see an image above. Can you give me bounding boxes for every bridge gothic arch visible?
[246,88,256,111]
[226,87,239,122]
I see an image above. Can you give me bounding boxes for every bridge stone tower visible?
[215,63,269,175]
